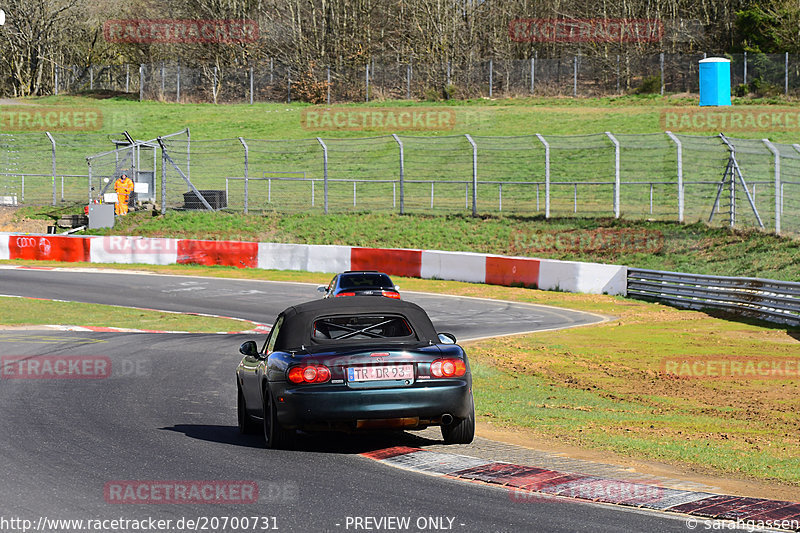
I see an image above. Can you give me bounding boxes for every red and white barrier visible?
[90,236,178,265]
[0,233,627,296]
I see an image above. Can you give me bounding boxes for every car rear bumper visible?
[273,379,472,430]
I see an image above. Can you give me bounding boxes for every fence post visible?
[365,63,370,102]
[665,131,684,223]
[239,137,249,214]
[213,66,218,104]
[90,66,94,91]
[250,66,254,104]
[488,59,493,98]
[87,159,93,203]
[392,134,405,214]
[660,52,665,95]
[317,137,328,214]
[762,139,781,234]
[465,134,478,216]
[616,54,620,94]
[407,58,412,99]
[744,51,748,85]
[176,62,181,102]
[535,134,550,218]
[125,64,129,93]
[186,128,191,181]
[288,67,291,103]
[530,56,535,93]
[45,132,56,206]
[786,52,789,96]
[161,143,167,215]
[573,56,577,97]
[139,64,144,101]
[327,65,331,104]
[605,132,620,218]
[54,65,59,96]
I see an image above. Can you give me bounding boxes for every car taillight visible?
[288,365,331,384]
[335,292,356,297]
[381,291,401,299]
[430,358,467,378]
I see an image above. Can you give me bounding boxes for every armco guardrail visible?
[627,268,800,326]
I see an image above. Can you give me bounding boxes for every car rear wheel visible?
[237,386,259,435]
[441,398,475,445]
[262,387,294,449]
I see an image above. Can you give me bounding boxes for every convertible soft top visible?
[273,296,438,351]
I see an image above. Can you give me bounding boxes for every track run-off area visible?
[0,266,790,532]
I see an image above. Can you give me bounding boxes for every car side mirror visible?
[239,340,259,357]
[438,332,457,344]
[317,285,326,293]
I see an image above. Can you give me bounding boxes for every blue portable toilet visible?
[699,57,731,106]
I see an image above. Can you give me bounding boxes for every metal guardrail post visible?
[392,134,405,214]
[465,134,478,216]
[139,64,144,101]
[535,134,550,218]
[605,132,620,218]
[316,137,328,214]
[762,139,781,234]
[239,137,249,214]
[45,132,56,206]
[665,131,684,223]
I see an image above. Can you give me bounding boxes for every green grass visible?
[0,296,255,332]
[10,93,800,141]
[469,304,800,485]
[70,210,800,281]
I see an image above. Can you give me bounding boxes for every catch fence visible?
[52,53,800,102]
[2,130,799,236]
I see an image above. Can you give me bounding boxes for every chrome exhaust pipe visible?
[441,414,453,425]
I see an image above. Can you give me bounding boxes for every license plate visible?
[347,364,414,382]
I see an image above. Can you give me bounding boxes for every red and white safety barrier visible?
[0,233,627,295]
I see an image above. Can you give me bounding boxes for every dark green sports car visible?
[236,296,474,449]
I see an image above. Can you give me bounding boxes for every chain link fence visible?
[2,130,799,236]
[54,53,800,102]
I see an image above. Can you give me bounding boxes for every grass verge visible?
[1,260,799,488]
[0,295,256,333]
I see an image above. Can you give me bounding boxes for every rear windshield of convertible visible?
[312,314,416,341]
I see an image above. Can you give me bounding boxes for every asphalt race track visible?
[0,268,696,532]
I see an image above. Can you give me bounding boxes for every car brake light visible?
[430,358,467,378]
[335,292,356,297]
[381,291,401,298]
[288,365,331,384]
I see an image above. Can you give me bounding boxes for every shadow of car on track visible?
[160,424,441,453]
